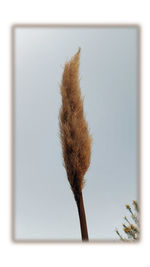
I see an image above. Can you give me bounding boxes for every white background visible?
[0,0,149,266]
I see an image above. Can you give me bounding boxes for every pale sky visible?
[14,26,138,241]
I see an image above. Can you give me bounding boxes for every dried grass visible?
[59,48,92,201]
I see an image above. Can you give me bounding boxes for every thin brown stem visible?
[76,192,89,241]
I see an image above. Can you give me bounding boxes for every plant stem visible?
[76,192,89,241]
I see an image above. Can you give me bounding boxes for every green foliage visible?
[115,201,140,241]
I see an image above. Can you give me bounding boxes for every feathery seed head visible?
[59,48,92,198]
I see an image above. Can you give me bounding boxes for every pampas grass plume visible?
[59,48,92,200]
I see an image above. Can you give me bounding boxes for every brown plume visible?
[59,48,92,201]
